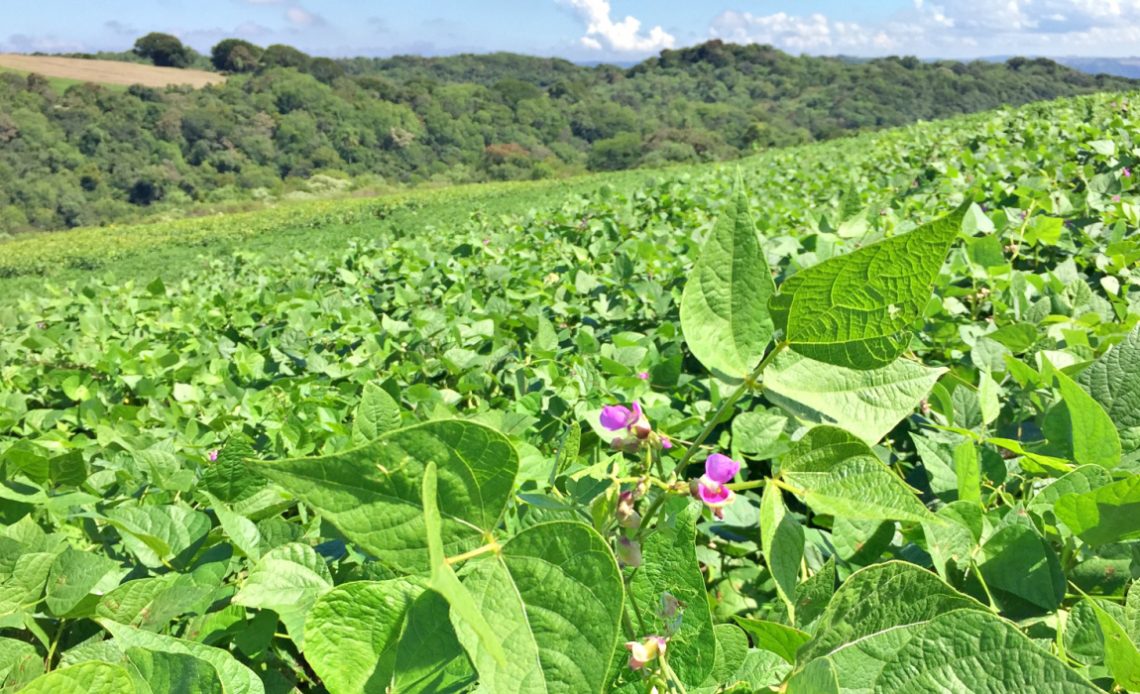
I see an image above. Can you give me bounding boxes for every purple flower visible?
[1124,167,1132,178]
[1113,194,1122,203]
[693,453,740,517]
[617,491,641,529]
[704,453,739,483]
[637,371,650,380]
[660,435,672,450]
[207,449,219,462]
[600,403,640,431]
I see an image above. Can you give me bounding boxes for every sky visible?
[3,1,1140,62]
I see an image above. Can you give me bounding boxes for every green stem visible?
[971,561,1000,613]
[725,479,767,492]
[44,620,67,672]
[678,342,787,473]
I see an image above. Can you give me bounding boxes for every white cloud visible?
[285,6,324,28]
[563,0,675,53]
[709,11,891,53]
[708,0,1140,57]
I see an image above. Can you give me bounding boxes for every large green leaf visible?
[762,351,945,444]
[451,521,625,694]
[628,496,717,686]
[45,547,120,617]
[20,661,135,694]
[125,648,224,694]
[105,505,210,570]
[874,609,1099,692]
[979,523,1064,611]
[1078,326,1140,454]
[797,561,984,663]
[253,420,518,573]
[769,203,969,370]
[779,427,931,523]
[1087,598,1140,690]
[97,620,264,694]
[231,543,332,646]
[353,382,403,445]
[1050,368,1122,468]
[305,580,474,694]
[1054,475,1140,546]
[760,483,802,621]
[680,187,775,380]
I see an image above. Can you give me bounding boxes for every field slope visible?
[0,53,224,88]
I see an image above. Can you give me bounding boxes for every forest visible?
[1,36,1135,233]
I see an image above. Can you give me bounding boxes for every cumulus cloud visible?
[709,0,1140,57]
[710,11,893,53]
[563,0,675,53]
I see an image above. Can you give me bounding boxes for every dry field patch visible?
[0,54,225,88]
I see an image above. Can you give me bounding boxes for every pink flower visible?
[1124,167,1132,178]
[207,449,219,462]
[660,436,672,450]
[600,403,641,431]
[693,453,740,518]
[637,371,650,380]
[625,636,667,670]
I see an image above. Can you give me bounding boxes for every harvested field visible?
[0,54,224,88]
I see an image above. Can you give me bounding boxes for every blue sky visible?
[4,1,1140,61]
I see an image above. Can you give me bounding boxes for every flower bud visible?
[616,537,642,568]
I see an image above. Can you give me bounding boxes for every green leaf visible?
[1078,326,1140,454]
[253,420,518,573]
[201,492,260,561]
[452,521,624,694]
[786,658,838,694]
[125,648,224,694]
[353,382,403,445]
[953,441,981,505]
[305,580,474,694]
[1054,475,1140,546]
[629,496,716,685]
[762,351,945,445]
[20,661,135,694]
[45,547,119,617]
[760,483,802,621]
[797,561,984,664]
[231,543,332,646]
[105,505,210,569]
[779,427,931,523]
[680,187,776,379]
[421,460,507,668]
[769,203,968,370]
[1053,367,1122,468]
[979,523,1065,611]
[1087,598,1140,690]
[97,620,264,694]
[874,609,1098,692]
[734,618,809,664]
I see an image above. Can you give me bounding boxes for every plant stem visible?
[678,342,787,473]
[445,541,501,565]
[725,479,767,491]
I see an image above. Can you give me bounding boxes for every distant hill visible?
[0,54,224,89]
[1,39,1137,233]
[1055,57,1140,79]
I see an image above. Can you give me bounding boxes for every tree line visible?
[1,36,1134,233]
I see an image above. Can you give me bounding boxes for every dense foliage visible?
[1,40,1136,233]
[0,90,1139,691]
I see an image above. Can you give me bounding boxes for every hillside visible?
[1,90,1139,691]
[0,54,224,89]
[0,40,1136,234]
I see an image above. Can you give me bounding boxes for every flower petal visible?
[697,475,733,507]
[704,453,740,483]
[600,405,633,431]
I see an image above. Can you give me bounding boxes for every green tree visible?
[211,39,264,73]
[132,32,193,68]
